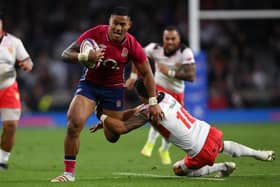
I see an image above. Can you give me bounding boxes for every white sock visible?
[160,138,171,152]
[64,172,74,177]
[223,140,259,157]
[147,126,159,145]
[0,149,11,164]
[186,163,226,177]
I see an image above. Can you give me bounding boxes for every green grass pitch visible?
[0,123,279,187]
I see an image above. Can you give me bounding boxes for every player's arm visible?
[18,57,33,72]
[100,110,148,135]
[61,41,80,63]
[172,63,196,82]
[61,41,104,66]
[134,60,156,97]
[175,47,196,81]
[15,39,33,72]
[157,47,196,81]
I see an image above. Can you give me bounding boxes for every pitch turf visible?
[0,123,279,187]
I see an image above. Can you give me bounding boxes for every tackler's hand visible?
[147,104,164,124]
[89,121,103,133]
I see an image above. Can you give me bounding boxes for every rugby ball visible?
[80,38,100,69]
[80,38,100,54]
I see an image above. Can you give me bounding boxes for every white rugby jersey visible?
[0,33,29,89]
[145,43,195,93]
[147,93,210,157]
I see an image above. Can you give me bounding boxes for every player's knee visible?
[66,119,83,138]
[2,121,17,135]
[173,160,187,176]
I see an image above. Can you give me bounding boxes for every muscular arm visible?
[174,63,196,82]
[134,60,156,97]
[61,41,80,64]
[61,41,105,68]
[103,111,148,135]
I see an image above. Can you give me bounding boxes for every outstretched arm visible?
[102,111,148,135]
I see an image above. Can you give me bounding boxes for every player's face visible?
[163,30,180,53]
[108,15,131,43]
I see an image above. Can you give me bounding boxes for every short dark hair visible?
[164,25,179,32]
[134,79,149,99]
[110,6,130,17]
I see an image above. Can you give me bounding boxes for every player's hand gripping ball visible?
[80,38,100,69]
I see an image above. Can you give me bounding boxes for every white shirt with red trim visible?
[154,93,210,157]
[0,33,29,89]
[145,43,195,93]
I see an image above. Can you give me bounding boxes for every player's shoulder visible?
[5,33,22,44]
[179,44,191,52]
[6,33,19,40]
[179,44,194,57]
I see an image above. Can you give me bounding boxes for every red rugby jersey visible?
[77,25,147,87]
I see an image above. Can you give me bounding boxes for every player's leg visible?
[101,109,124,143]
[158,138,172,165]
[51,95,96,182]
[0,119,18,170]
[222,140,275,161]
[173,159,236,177]
[97,86,126,143]
[141,126,159,157]
[173,126,230,177]
[0,82,21,170]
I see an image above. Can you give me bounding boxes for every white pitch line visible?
[234,174,280,177]
[113,172,225,181]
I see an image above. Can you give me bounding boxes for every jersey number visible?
[176,107,195,129]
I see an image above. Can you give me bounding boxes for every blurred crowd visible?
[2,0,280,111]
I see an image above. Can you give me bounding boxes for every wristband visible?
[100,114,108,123]
[129,72,138,80]
[168,69,176,78]
[148,97,158,106]
[78,53,89,62]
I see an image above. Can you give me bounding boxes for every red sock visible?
[64,156,76,174]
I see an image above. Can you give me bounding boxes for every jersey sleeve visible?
[182,48,195,64]
[15,38,30,61]
[76,26,99,44]
[130,39,147,65]
[144,43,157,58]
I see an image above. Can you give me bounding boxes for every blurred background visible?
[1,0,280,124]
